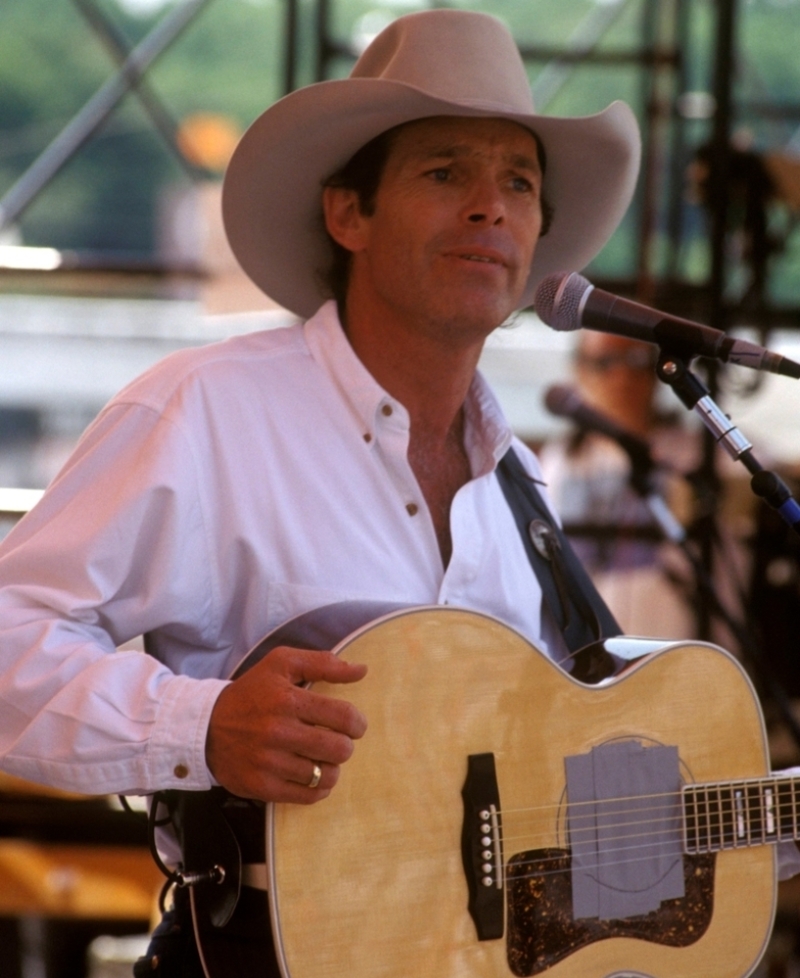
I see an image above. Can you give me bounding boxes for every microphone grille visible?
[534,272,592,331]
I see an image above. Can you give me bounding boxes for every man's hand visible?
[205,646,368,804]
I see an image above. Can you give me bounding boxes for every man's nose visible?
[462,178,506,225]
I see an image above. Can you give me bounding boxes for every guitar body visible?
[266,606,775,978]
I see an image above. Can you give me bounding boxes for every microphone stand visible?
[648,350,800,749]
[655,352,800,536]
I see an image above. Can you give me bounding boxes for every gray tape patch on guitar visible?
[565,739,684,920]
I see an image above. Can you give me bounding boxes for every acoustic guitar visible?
[178,603,794,978]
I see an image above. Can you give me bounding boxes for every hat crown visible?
[351,10,536,115]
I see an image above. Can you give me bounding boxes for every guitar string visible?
[322,783,796,863]
[506,846,695,882]
[397,828,776,888]
[499,824,733,861]
[370,785,795,882]
[485,780,798,847]
[274,804,788,889]
[498,838,690,883]
[354,832,701,874]
[485,817,769,863]
[498,797,788,851]
[495,778,797,819]
[480,796,788,882]
[352,805,787,872]
[346,832,737,888]
[496,806,785,885]
[505,812,689,849]
[482,785,793,840]
[501,798,770,841]
[504,819,742,860]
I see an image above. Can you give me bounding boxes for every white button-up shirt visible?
[0,301,554,796]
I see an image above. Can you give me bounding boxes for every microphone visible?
[544,384,688,543]
[535,272,800,379]
[544,383,657,478]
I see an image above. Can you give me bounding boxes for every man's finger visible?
[272,646,368,686]
[292,684,368,740]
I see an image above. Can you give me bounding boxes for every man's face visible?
[575,332,656,431]
[328,116,545,347]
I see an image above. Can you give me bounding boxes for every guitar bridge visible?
[461,752,504,940]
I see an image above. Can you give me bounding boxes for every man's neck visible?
[340,295,490,567]
[340,298,485,445]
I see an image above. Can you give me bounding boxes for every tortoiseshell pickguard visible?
[505,848,716,976]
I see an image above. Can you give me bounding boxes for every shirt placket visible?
[368,395,442,565]
[439,477,484,606]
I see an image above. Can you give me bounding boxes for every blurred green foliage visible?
[0,0,287,251]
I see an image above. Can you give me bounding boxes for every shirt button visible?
[381,404,393,417]
[363,433,372,443]
[406,503,419,516]
[174,764,189,779]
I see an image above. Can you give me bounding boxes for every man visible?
[0,8,640,973]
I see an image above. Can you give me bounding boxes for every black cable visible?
[147,790,182,889]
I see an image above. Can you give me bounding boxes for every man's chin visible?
[380,276,523,343]
[444,287,521,333]
[422,298,519,347]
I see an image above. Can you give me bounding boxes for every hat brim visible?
[222,80,641,319]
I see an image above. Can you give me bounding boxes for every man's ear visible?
[322,186,369,253]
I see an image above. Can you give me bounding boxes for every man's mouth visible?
[450,249,507,266]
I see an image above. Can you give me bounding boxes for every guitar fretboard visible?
[684,775,800,853]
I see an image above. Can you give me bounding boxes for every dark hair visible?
[319,126,401,312]
[318,121,554,311]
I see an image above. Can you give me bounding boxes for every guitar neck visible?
[684,773,800,854]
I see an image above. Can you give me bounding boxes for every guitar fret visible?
[777,780,794,840]
[721,784,734,848]
[705,786,714,852]
[697,788,708,852]
[734,785,746,846]
[748,783,763,845]
[689,785,710,853]
[765,785,776,838]
[685,787,698,853]
[709,785,722,850]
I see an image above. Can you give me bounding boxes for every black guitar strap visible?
[496,446,622,652]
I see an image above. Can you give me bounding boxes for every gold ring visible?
[307,764,322,789]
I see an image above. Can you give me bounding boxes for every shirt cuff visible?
[145,673,230,792]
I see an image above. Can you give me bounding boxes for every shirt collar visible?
[303,300,514,472]
[304,301,400,440]
[464,369,514,476]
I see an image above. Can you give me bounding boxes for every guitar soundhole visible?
[505,848,715,976]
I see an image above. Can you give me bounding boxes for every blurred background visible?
[4,0,800,974]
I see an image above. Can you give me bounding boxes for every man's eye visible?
[511,176,534,193]
[428,168,451,182]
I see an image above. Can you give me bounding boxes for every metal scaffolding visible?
[3,0,800,328]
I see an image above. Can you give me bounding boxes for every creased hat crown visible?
[350,11,536,114]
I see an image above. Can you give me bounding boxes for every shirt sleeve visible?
[0,399,229,795]
[774,767,800,881]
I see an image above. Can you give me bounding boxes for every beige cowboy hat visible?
[222,8,641,319]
